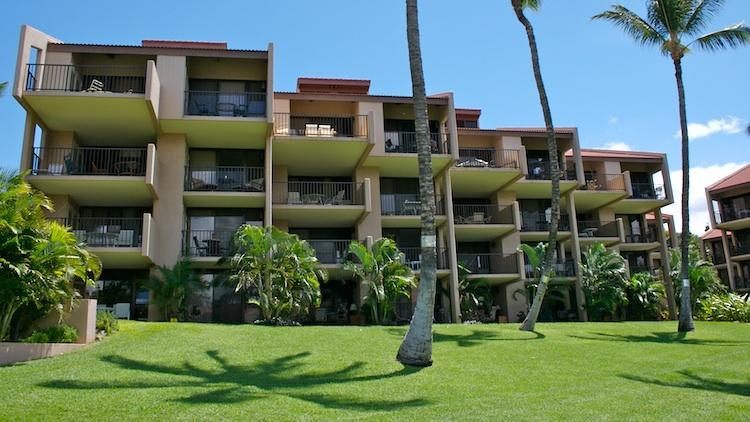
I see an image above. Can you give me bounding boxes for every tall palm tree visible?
[397,0,439,367]
[511,0,563,332]
[593,0,750,332]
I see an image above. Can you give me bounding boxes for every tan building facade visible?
[12,26,676,323]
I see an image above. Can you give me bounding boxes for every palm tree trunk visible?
[513,1,561,332]
[673,57,695,333]
[397,0,438,367]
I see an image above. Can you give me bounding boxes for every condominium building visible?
[702,164,750,292]
[12,26,675,324]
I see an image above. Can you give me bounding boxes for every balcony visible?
[520,214,572,241]
[451,148,523,196]
[458,253,521,283]
[581,173,626,191]
[456,148,520,169]
[524,259,576,279]
[307,240,352,265]
[715,203,750,230]
[381,194,447,228]
[731,242,750,258]
[272,181,367,227]
[274,113,368,139]
[453,204,516,242]
[183,166,265,208]
[630,183,666,200]
[384,132,449,154]
[577,220,620,245]
[182,230,235,259]
[185,91,266,118]
[526,161,576,181]
[22,63,158,141]
[400,247,450,271]
[60,216,151,268]
[624,231,657,244]
[28,146,155,207]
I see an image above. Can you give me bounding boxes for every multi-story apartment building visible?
[702,163,750,292]
[12,26,675,324]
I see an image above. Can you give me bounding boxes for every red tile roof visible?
[706,163,750,193]
[297,77,370,95]
[646,212,672,220]
[701,228,728,240]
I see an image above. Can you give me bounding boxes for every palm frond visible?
[684,0,726,35]
[520,0,541,11]
[690,24,750,51]
[593,4,667,47]
[647,0,692,35]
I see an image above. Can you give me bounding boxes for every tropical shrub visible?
[458,265,493,322]
[0,170,101,341]
[345,238,415,325]
[23,324,78,343]
[668,246,725,314]
[579,243,628,320]
[146,259,203,321]
[625,272,665,321]
[519,242,549,280]
[229,225,326,323]
[96,311,119,335]
[697,293,750,323]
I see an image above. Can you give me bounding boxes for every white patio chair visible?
[114,303,131,320]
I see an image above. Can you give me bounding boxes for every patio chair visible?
[318,124,334,137]
[305,124,319,136]
[86,79,104,92]
[113,303,131,320]
[471,212,486,224]
[192,236,208,257]
[326,190,346,205]
[116,230,134,247]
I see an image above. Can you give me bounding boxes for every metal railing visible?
[273,113,368,138]
[731,242,750,256]
[524,259,575,278]
[185,91,266,117]
[400,247,450,270]
[581,173,626,191]
[453,204,514,225]
[384,131,450,154]
[715,202,750,223]
[520,214,571,231]
[457,253,519,275]
[455,148,520,169]
[184,166,264,192]
[631,183,666,200]
[57,217,143,248]
[577,220,619,238]
[272,181,364,205]
[25,64,146,93]
[526,161,576,181]
[380,194,445,216]
[182,230,235,257]
[624,230,658,243]
[307,240,353,264]
[31,147,147,176]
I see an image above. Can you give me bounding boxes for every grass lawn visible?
[1,321,748,420]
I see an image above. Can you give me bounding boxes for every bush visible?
[96,311,119,335]
[697,293,750,322]
[23,324,78,343]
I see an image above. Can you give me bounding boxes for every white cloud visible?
[675,116,745,140]
[608,116,619,124]
[599,142,632,151]
[663,162,746,235]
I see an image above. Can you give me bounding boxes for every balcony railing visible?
[581,173,626,191]
[577,220,619,238]
[624,230,658,243]
[400,247,450,270]
[454,204,514,225]
[384,131,449,154]
[458,253,519,275]
[182,230,235,257]
[731,243,750,256]
[380,194,445,216]
[272,182,364,205]
[455,148,520,169]
[185,91,266,117]
[631,183,666,200]
[526,161,576,181]
[716,203,750,223]
[31,147,147,176]
[184,166,264,192]
[274,113,368,138]
[524,259,575,278]
[307,240,352,264]
[25,64,146,93]
[521,215,571,232]
[58,217,143,248]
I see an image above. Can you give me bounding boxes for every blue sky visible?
[1,0,748,232]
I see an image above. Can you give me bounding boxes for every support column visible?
[655,208,677,319]
[264,135,273,226]
[565,191,587,321]
[19,114,37,171]
[443,171,461,323]
[721,231,736,291]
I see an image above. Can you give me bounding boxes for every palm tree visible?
[0,81,7,97]
[510,0,563,332]
[0,170,101,341]
[344,238,415,324]
[396,0,439,367]
[146,259,203,321]
[625,272,666,320]
[229,225,326,322]
[593,1,750,332]
[457,265,493,322]
[579,243,628,320]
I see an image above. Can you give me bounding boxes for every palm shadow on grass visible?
[386,328,544,347]
[39,350,429,411]
[621,370,750,397]
[568,331,750,346]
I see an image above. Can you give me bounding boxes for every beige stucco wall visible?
[355,166,382,241]
[35,299,97,344]
[151,134,186,267]
[187,57,267,81]
[156,55,186,119]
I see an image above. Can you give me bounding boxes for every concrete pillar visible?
[151,134,186,268]
[565,191,587,321]
[19,114,37,171]
[442,171,460,323]
[655,208,677,319]
[264,135,273,226]
[721,231,736,291]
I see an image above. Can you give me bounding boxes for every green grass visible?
[1,321,749,420]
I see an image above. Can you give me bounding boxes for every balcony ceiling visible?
[161,118,268,149]
[273,205,365,228]
[571,190,628,213]
[27,176,153,206]
[509,180,579,199]
[454,224,515,242]
[272,138,369,176]
[715,217,750,231]
[619,242,661,252]
[363,155,453,178]
[450,168,523,197]
[466,273,521,286]
[89,247,151,269]
[23,93,156,145]
[610,198,671,215]
[381,215,448,229]
[183,192,265,208]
